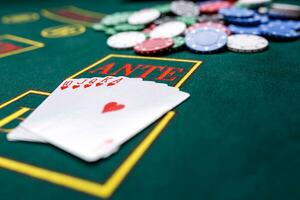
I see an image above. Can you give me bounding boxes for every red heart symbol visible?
[102,102,125,113]
[84,84,91,88]
[60,86,68,90]
[72,85,80,89]
[95,82,103,87]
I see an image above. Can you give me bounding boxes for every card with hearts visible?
[7,76,190,162]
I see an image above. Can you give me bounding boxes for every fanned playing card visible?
[8,77,190,162]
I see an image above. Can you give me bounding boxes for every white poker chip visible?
[149,21,186,38]
[128,9,160,25]
[238,0,271,6]
[107,31,146,49]
[171,1,199,17]
[227,34,269,53]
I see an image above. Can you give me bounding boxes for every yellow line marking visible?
[0,90,49,109]
[0,128,12,133]
[175,62,202,88]
[0,34,44,58]
[108,54,201,63]
[0,111,175,198]
[0,107,30,127]
[103,111,175,197]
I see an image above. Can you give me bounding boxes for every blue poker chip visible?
[219,8,255,18]
[260,23,299,40]
[260,15,269,24]
[225,14,262,26]
[228,25,261,35]
[268,20,300,31]
[185,27,227,53]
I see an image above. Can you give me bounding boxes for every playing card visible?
[8,77,190,162]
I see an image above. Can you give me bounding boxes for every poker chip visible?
[102,12,133,26]
[200,1,232,14]
[186,22,231,35]
[185,27,227,53]
[227,34,268,53]
[128,9,161,25]
[92,23,106,31]
[271,3,300,18]
[134,37,174,55]
[104,28,117,35]
[107,31,146,49]
[172,36,185,50]
[267,20,300,31]
[225,14,262,26]
[150,21,186,38]
[260,15,269,24]
[219,8,255,18]
[237,0,271,8]
[260,23,300,40]
[114,23,145,32]
[171,1,199,17]
[228,24,261,35]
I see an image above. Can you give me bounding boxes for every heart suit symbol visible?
[102,102,125,113]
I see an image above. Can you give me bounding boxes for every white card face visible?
[8,77,190,162]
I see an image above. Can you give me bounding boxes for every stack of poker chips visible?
[93,0,300,54]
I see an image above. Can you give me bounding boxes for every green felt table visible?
[0,0,300,199]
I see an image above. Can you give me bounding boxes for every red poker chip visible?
[134,38,173,55]
[186,22,231,35]
[200,1,232,14]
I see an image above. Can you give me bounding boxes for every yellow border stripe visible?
[175,62,201,88]
[0,90,49,109]
[0,107,30,127]
[103,111,175,196]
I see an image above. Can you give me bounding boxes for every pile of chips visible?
[93,0,300,55]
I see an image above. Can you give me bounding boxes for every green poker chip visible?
[92,23,106,31]
[114,23,145,32]
[172,36,185,50]
[176,16,197,26]
[101,12,133,26]
[152,4,171,14]
[104,28,117,35]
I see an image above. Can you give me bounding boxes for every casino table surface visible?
[0,0,300,199]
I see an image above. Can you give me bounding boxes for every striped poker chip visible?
[185,27,227,53]
[228,24,261,35]
[150,21,186,38]
[128,9,161,25]
[134,37,173,55]
[260,23,299,40]
[219,8,255,18]
[107,31,146,49]
[227,34,269,53]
